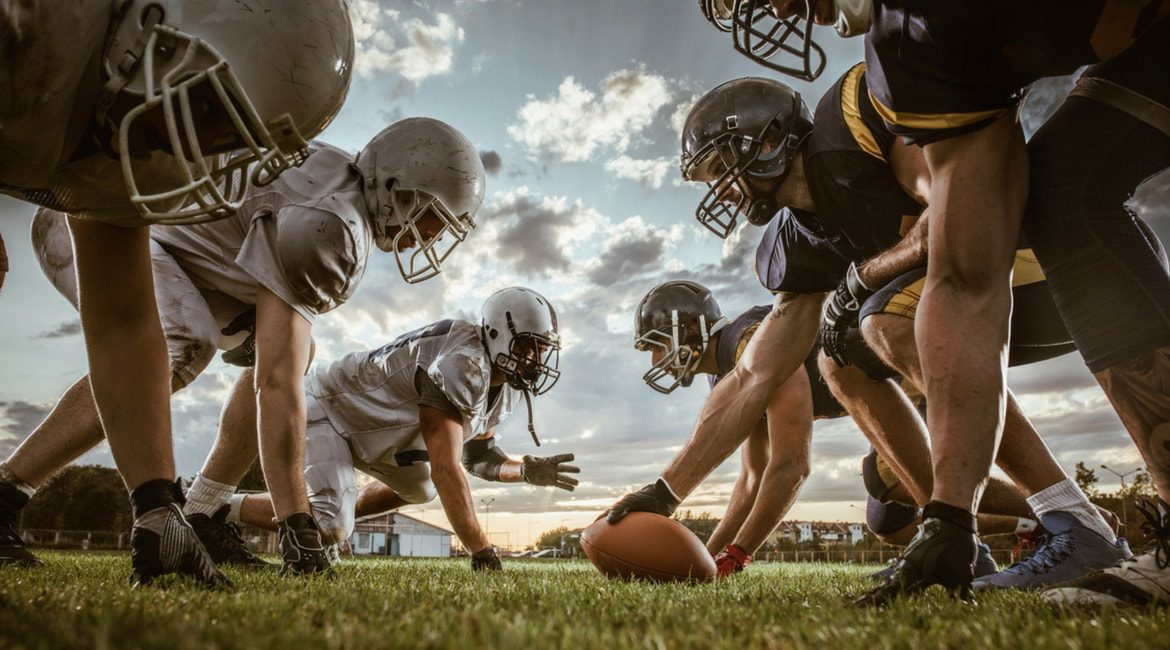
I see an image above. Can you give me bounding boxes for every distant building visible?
[769,521,866,546]
[350,512,453,558]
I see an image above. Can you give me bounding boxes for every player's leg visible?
[354,483,411,518]
[1,212,220,569]
[1028,30,1170,604]
[67,216,226,587]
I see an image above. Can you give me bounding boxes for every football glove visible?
[471,546,503,571]
[522,454,580,492]
[220,309,257,367]
[714,543,752,578]
[605,478,680,524]
[821,262,874,367]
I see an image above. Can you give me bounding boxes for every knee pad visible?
[1099,346,1170,471]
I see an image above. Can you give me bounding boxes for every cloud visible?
[670,92,702,138]
[349,2,465,83]
[0,401,52,456]
[584,217,681,287]
[480,188,603,277]
[604,156,674,189]
[35,321,81,339]
[508,68,675,163]
[480,151,503,176]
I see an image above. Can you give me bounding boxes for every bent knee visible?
[168,335,218,391]
[397,482,437,505]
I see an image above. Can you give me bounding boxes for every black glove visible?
[471,546,502,571]
[277,513,335,578]
[821,262,874,367]
[605,478,680,524]
[221,309,257,367]
[522,454,580,491]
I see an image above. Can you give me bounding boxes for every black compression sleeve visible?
[461,437,510,481]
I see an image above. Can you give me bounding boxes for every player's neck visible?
[774,151,815,213]
[696,332,722,375]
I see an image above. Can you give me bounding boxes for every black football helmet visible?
[634,281,727,394]
[698,0,872,81]
[680,77,812,239]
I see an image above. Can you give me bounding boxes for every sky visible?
[1,0,1168,549]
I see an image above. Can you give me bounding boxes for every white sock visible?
[1015,518,1038,534]
[0,463,35,498]
[227,494,248,524]
[184,474,236,518]
[1026,479,1116,542]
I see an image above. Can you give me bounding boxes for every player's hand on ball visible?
[714,543,752,578]
[471,546,503,571]
[821,262,872,367]
[522,454,580,491]
[605,478,680,524]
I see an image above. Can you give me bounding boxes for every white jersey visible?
[151,142,372,322]
[305,319,518,473]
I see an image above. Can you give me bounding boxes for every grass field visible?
[0,552,1166,649]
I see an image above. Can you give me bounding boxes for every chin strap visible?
[521,389,541,447]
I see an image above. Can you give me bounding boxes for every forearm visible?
[857,213,928,289]
[661,293,822,496]
[734,466,806,553]
[706,475,758,554]
[256,379,309,518]
[431,462,490,553]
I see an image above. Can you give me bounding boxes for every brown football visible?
[581,512,717,582]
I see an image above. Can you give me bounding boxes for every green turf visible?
[0,551,1165,649]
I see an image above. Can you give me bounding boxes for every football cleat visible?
[187,505,271,570]
[1011,526,1046,565]
[277,513,334,577]
[855,508,978,607]
[130,503,231,588]
[974,541,999,578]
[974,511,1132,590]
[1044,500,1170,606]
[0,482,41,567]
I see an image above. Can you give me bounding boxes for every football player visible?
[211,288,574,572]
[0,118,485,581]
[702,0,1170,602]
[633,280,1025,578]
[0,1,353,586]
[606,72,1127,590]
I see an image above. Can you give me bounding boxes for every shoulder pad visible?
[754,208,848,294]
[427,321,493,417]
[275,207,368,315]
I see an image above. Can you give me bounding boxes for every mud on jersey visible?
[708,306,847,420]
[150,142,371,322]
[305,319,519,472]
[865,0,1170,144]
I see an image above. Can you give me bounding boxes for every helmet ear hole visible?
[384,177,397,192]
[488,328,498,340]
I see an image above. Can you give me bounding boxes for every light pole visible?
[1101,464,1142,530]
[480,497,496,539]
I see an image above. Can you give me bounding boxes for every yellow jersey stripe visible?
[868,90,1008,131]
[842,63,884,161]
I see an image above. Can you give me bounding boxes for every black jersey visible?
[865,0,1170,144]
[709,306,847,420]
[754,64,922,295]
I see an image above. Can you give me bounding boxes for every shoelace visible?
[1135,499,1170,570]
[216,521,251,556]
[1011,532,1075,575]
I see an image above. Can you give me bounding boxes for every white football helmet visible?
[355,118,486,284]
[481,287,561,447]
[100,0,355,224]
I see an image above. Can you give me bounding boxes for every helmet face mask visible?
[635,312,709,394]
[378,186,477,284]
[102,0,354,224]
[495,332,561,395]
[701,0,872,81]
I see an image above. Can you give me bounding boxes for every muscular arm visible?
[254,288,314,520]
[420,405,490,554]
[661,291,824,496]
[733,365,814,553]
[856,212,929,289]
[705,420,769,555]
